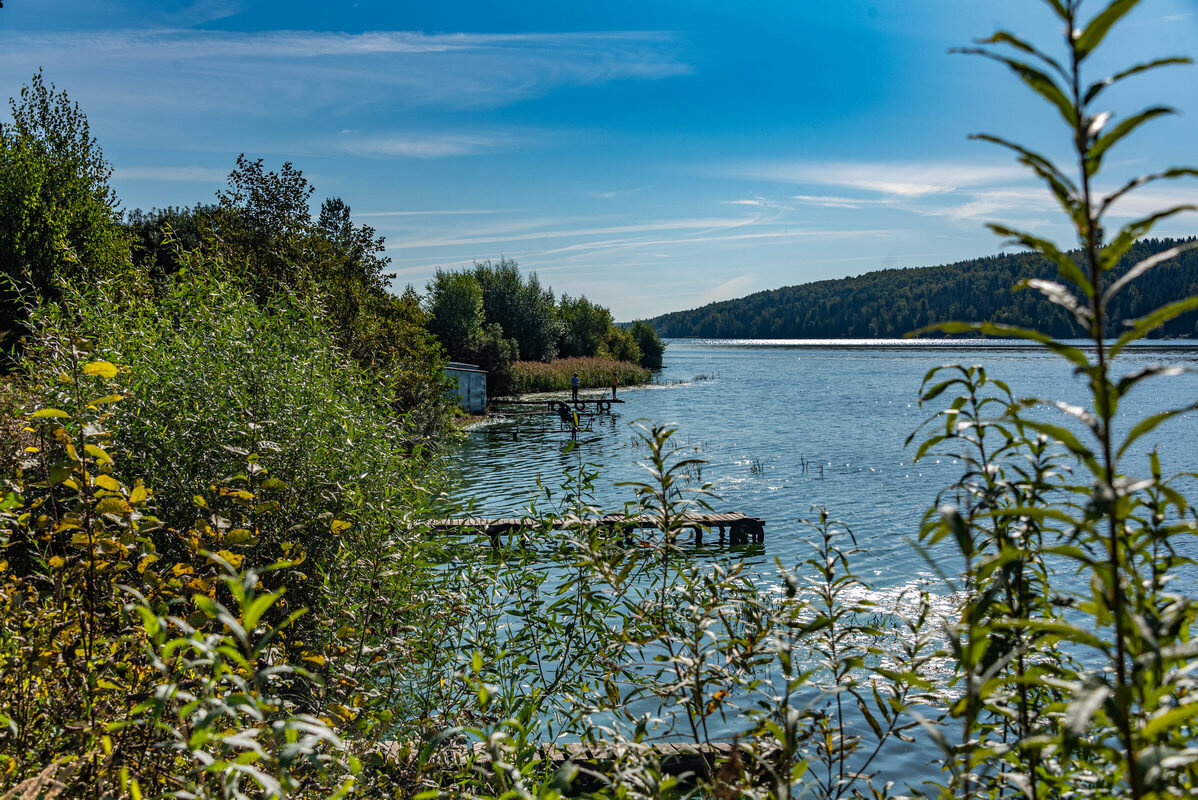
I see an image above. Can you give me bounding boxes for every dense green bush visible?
[22,246,448,615]
[0,351,356,797]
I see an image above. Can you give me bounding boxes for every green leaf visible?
[985,224,1092,294]
[973,506,1078,526]
[243,592,281,631]
[1018,419,1098,471]
[1103,206,1198,271]
[1075,0,1141,59]
[1018,279,1090,328]
[1085,57,1192,105]
[976,30,1067,78]
[1140,700,1198,740]
[971,136,1082,226]
[1088,106,1174,174]
[958,50,1076,126]
[913,321,1090,368]
[1102,241,1198,305]
[1115,365,1186,398]
[1065,680,1113,740]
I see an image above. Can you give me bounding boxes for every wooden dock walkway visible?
[491,396,626,413]
[427,511,765,545]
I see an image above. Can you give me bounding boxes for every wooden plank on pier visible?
[425,511,765,544]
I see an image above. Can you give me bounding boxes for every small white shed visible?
[445,362,487,413]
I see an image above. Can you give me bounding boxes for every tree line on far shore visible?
[648,238,1198,339]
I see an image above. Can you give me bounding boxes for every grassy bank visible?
[509,356,650,394]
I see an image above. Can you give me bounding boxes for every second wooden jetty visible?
[428,511,765,545]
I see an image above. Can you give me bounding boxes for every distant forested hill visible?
[649,238,1198,339]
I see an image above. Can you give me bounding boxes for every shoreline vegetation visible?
[1,2,1197,798]
[508,356,651,396]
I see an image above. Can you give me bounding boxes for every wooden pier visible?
[491,396,626,414]
[427,511,765,545]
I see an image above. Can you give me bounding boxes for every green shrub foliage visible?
[0,71,131,357]
[22,249,447,618]
[907,1,1198,796]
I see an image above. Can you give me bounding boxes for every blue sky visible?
[2,0,1196,319]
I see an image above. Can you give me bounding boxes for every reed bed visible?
[510,356,650,394]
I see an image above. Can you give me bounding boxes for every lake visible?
[448,339,1198,785]
[454,339,1198,584]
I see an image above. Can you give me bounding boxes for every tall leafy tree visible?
[472,258,562,362]
[557,293,613,358]
[216,154,315,296]
[0,71,129,354]
[426,268,485,361]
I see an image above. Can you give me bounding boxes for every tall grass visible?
[509,356,650,395]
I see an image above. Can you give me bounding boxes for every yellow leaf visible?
[331,519,352,534]
[129,484,148,504]
[214,549,245,568]
[94,475,122,492]
[30,408,69,419]
[95,497,132,515]
[84,444,113,465]
[303,653,327,667]
[82,361,119,379]
[49,556,65,569]
[225,528,254,545]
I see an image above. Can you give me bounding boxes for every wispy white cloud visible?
[0,28,689,121]
[393,225,899,273]
[333,132,522,159]
[389,216,763,250]
[592,184,655,199]
[790,194,896,209]
[167,1,246,27]
[725,195,793,211]
[744,161,1024,197]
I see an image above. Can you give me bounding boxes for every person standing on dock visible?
[571,371,580,401]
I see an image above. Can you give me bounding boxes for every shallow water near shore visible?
[449,338,1198,785]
